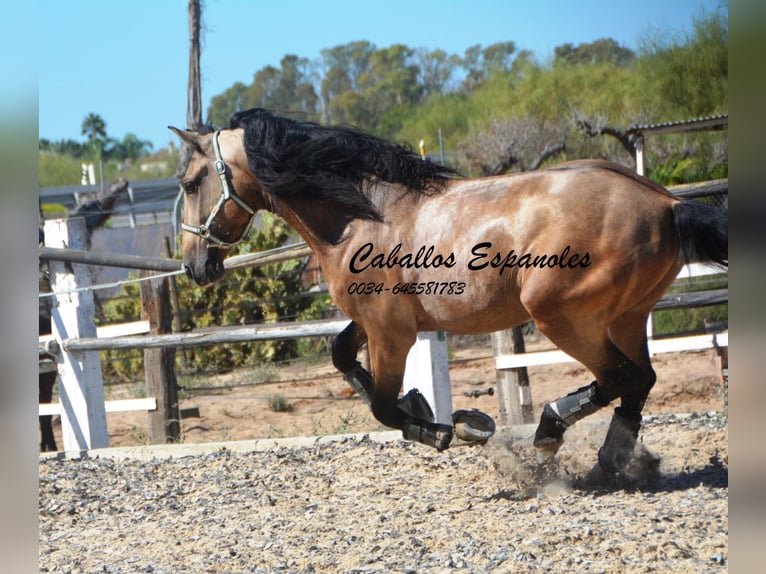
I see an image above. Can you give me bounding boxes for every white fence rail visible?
[495,261,728,371]
[496,331,728,370]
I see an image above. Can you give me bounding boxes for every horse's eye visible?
[183,180,198,194]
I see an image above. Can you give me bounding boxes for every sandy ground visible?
[40,338,729,573]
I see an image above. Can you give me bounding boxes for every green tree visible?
[207,55,318,127]
[356,44,422,135]
[207,82,249,127]
[319,41,376,124]
[39,138,88,158]
[460,41,516,91]
[636,8,728,117]
[81,112,109,187]
[554,38,635,67]
[81,112,107,142]
[109,133,153,161]
[416,48,461,97]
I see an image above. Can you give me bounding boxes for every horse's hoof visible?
[398,388,435,421]
[533,403,568,447]
[597,447,630,474]
[453,409,496,442]
[597,407,642,473]
[533,437,563,463]
[535,448,556,464]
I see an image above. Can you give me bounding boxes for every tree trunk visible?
[187,0,203,130]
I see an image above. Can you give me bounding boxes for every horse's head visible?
[169,126,267,285]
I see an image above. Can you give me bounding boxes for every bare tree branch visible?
[463,116,569,176]
[485,154,519,176]
[576,117,637,156]
[528,140,567,171]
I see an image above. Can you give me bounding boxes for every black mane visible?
[228,108,459,221]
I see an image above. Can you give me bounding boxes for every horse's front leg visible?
[332,321,373,404]
[367,333,454,451]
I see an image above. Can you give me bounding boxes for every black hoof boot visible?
[402,415,453,451]
[533,403,568,460]
[598,407,642,474]
[397,388,435,421]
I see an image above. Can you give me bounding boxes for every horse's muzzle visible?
[183,250,226,286]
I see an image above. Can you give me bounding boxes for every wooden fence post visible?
[139,271,180,443]
[492,326,535,425]
[163,236,187,368]
[45,217,109,451]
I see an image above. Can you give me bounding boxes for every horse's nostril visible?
[182,263,194,280]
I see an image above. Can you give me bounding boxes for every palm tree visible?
[112,133,153,161]
[81,112,107,142]
[81,113,107,190]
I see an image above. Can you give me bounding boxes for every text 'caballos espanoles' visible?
[348,242,591,276]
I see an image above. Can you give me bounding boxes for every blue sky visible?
[39,0,724,152]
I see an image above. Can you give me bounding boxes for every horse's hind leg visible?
[530,316,655,471]
[598,310,658,473]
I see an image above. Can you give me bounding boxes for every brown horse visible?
[171,108,727,473]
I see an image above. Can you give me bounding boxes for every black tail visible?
[672,200,728,268]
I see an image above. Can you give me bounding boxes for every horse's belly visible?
[413,285,530,334]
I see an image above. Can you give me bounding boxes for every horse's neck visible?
[274,187,414,269]
[274,197,354,255]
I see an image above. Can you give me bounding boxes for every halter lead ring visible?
[181,129,256,247]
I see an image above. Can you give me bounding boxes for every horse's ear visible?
[168,126,200,148]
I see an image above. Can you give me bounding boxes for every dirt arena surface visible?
[39,341,728,572]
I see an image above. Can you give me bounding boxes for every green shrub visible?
[40,203,68,219]
[651,275,728,337]
[267,394,290,412]
[98,213,331,383]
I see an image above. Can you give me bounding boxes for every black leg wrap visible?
[342,363,373,405]
[598,407,642,473]
[552,381,608,426]
[402,415,453,451]
[534,382,607,452]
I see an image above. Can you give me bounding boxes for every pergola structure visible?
[626,113,728,175]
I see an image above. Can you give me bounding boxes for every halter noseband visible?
[181,129,256,247]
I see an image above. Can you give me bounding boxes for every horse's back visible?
[443,159,674,203]
[541,159,676,199]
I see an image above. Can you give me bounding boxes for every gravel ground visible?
[39,412,727,573]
